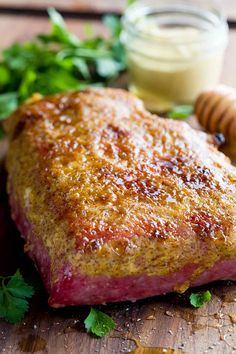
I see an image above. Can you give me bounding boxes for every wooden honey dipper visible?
[194,85,236,142]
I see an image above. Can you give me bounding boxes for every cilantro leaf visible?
[0,270,34,324]
[167,105,193,120]
[190,290,212,308]
[84,307,116,337]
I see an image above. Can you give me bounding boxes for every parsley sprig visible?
[0,270,34,323]
[167,105,193,120]
[190,290,212,308]
[0,8,125,129]
[0,270,115,337]
[84,307,116,337]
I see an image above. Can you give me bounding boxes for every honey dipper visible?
[194,85,236,142]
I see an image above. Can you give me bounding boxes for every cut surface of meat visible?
[5,88,236,306]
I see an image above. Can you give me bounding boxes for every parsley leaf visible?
[96,57,121,79]
[102,15,126,71]
[0,65,10,86]
[0,291,28,324]
[0,270,34,324]
[47,7,81,47]
[6,270,34,298]
[84,307,116,337]
[103,15,122,38]
[127,0,137,6]
[190,290,212,308]
[0,92,18,120]
[167,105,193,120]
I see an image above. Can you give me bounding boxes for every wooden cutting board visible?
[0,125,236,354]
[0,6,236,353]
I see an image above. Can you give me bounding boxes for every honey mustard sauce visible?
[122,0,228,112]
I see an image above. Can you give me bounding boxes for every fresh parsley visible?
[0,92,18,120]
[0,9,126,125]
[84,307,116,337]
[167,105,193,120]
[127,0,137,6]
[0,270,34,324]
[190,290,212,308]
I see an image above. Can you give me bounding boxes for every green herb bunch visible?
[0,9,125,122]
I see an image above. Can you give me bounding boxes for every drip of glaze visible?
[229,314,236,324]
[127,337,185,354]
[18,335,46,353]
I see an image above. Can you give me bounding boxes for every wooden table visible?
[0,0,235,20]
[0,2,236,354]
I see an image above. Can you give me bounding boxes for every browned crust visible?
[5,88,236,285]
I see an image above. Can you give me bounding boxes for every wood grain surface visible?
[0,9,236,354]
[0,0,235,20]
[0,0,126,14]
[0,15,107,50]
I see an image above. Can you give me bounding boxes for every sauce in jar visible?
[122,0,229,112]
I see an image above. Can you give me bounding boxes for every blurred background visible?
[0,0,235,88]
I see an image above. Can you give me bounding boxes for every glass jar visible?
[122,0,229,112]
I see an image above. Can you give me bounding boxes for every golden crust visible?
[6,88,236,284]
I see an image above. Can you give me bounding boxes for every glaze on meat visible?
[5,88,236,306]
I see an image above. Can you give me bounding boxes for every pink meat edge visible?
[9,188,236,307]
[8,186,52,291]
[48,259,236,307]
